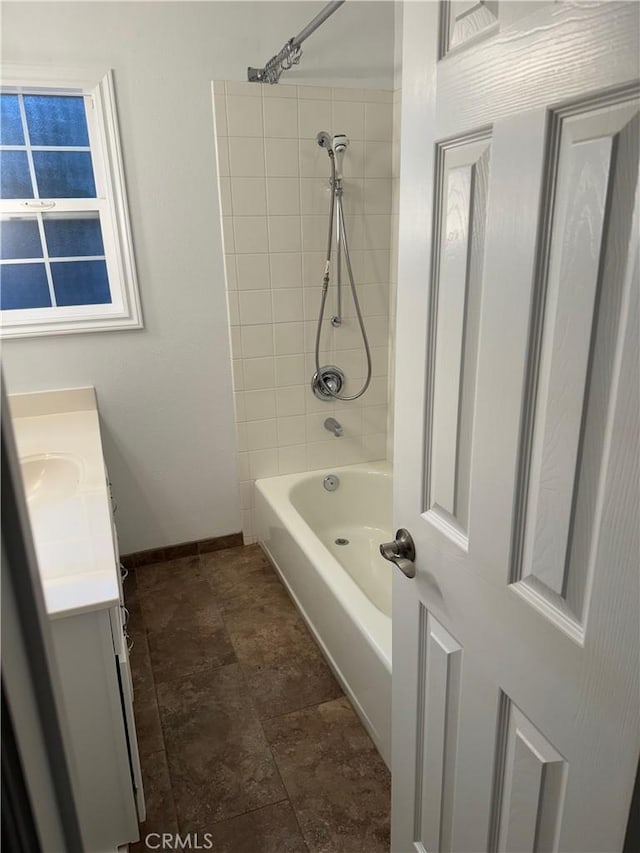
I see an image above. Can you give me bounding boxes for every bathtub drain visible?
[335,538,350,546]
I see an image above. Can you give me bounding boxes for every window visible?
[0,66,142,337]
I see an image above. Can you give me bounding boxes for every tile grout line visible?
[258,692,347,727]
[201,797,297,828]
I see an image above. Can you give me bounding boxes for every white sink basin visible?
[21,453,83,507]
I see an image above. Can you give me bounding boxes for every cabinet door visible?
[117,651,146,821]
[109,605,146,821]
[51,609,139,849]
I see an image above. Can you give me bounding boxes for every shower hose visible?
[314,149,372,401]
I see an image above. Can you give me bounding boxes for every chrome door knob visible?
[380,528,416,578]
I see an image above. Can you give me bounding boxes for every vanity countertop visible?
[9,387,120,619]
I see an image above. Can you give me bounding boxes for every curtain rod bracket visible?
[247,1,345,85]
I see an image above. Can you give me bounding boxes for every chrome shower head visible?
[316,130,332,149]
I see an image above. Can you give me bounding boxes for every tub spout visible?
[324,417,343,437]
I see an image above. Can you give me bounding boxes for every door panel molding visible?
[414,609,462,853]
[425,130,491,548]
[489,695,568,853]
[511,90,640,642]
[439,0,500,59]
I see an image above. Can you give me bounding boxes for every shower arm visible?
[248,1,346,84]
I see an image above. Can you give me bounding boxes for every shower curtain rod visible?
[248,0,346,84]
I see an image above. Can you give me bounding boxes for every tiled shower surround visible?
[213,81,395,542]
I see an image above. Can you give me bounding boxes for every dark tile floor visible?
[127,544,391,852]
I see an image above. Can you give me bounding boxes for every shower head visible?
[316,130,350,179]
[332,133,348,179]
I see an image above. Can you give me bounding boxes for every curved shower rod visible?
[248,0,346,84]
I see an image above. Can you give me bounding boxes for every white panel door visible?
[392,3,639,851]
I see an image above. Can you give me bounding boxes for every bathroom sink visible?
[20,453,82,507]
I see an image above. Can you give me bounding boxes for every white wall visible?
[0,1,395,553]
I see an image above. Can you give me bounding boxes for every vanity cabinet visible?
[50,603,144,851]
[9,388,145,853]
[48,483,144,853]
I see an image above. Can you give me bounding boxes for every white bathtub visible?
[255,461,392,767]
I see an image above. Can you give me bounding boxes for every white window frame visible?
[0,64,143,338]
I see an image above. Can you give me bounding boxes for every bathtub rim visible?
[255,460,392,672]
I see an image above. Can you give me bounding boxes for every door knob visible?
[380,528,416,578]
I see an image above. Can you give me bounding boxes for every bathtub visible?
[255,461,392,767]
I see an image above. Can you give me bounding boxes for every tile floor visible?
[127,544,391,852]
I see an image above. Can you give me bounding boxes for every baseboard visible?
[121,532,243,568]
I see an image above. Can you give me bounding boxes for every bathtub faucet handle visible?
[323,417,343,437]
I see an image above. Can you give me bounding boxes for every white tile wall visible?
[213,81,396,543]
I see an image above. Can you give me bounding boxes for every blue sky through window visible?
[0,92,110,311]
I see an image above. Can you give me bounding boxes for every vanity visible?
[9,387,144,853]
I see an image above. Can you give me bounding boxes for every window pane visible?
[0,150,33,198]
[0,217,43,260]
[0,263,51,309]
[24,95,89,147]
[44,213,104,258]
[51,260,111,306]
[0,95,25,145]
[33,151,96,198]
